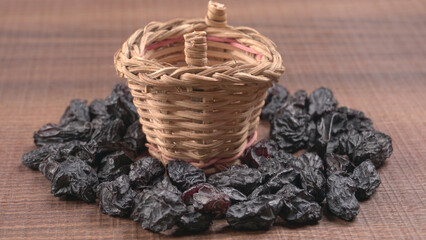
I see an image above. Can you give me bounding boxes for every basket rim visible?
[114,18,285,80]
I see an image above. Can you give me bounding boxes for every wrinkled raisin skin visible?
[51,159,99,203]
[326,172,359,221]
[97,175,136,217]
[182,183,231,216]
[208,165,262,196]
[129,156,165,190]
[167,160,206,192]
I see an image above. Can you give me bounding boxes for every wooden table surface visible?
[1,0,425,239]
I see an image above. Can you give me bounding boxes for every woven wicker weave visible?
[114,1,284,173]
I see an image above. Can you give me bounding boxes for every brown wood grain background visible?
[0,0,425,239]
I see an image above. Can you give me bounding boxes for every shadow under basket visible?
[114,1,285,174]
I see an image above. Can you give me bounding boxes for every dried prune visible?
[226,195,282,230]
[167,160,206,192]
[217,186,247,203]
[324,153,354,177]
[182,183,231,216]
[208,165,262,195]
[129,156,165,190]
[326,172,359,221]
[97,175,136,217]
[86,119,126,159]
[277,183,322,223]
[290,152,326,203]
[177,207,213,232]
[34,121,92,147]
[271,109,311,153]
[122,120,146,158]
[249,168,300,199]
[308,87,338,119]
[60,99,90,125]
[105,84,139,126]
[351,160,381,200]
[51,159,99,203]
[131,188,186,232]
[22,144,60,170]
[261,83,289,121]
[97,151,133,183]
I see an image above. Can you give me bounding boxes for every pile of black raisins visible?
[22,82,392,233]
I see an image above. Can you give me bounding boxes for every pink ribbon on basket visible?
[146,131,258,169]
[143,36,263,61]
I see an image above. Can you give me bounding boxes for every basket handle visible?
[184,31,208,67]
[205,1,227,27]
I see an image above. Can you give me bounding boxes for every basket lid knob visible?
[184,31,208,67]
[205,1,227,27]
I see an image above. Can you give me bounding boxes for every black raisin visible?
[122,120,147,158]
[308,87,338,119]
[59,140,94,165]
[226,195,282,230]
[337,107,373,131]
[182,183,231,216]
[22,144,60,170]
[290,152,326,203]
[324,153,354,177]
[241,138,279,168]
[39,154,62,181]
[129,156,165,190]
[97,151,133,183]
[271,109,311,153]
[208,165,262,195]
[249,168,300,199]
[167,160,206,192]
[60,99,90,125]
[326,172,359,221]
[277,183,322,223]
[282,90,308,115]
[105,84,139,126]
[38,142,93,180]
[89,99,111,128]
[151,176,182,196]
[217,186,247,203]
[351,160,381,200]
[33,121,92,147]
[343,130,393,167]
[97,175,136,217]
[86,119,126,160]
[51,159,99,203]
[131,188,186,232]
[177,207,213,232]
[261,83,289,121]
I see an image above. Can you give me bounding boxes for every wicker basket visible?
[114,1,284,174]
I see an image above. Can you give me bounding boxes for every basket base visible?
[146,131,258,174]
